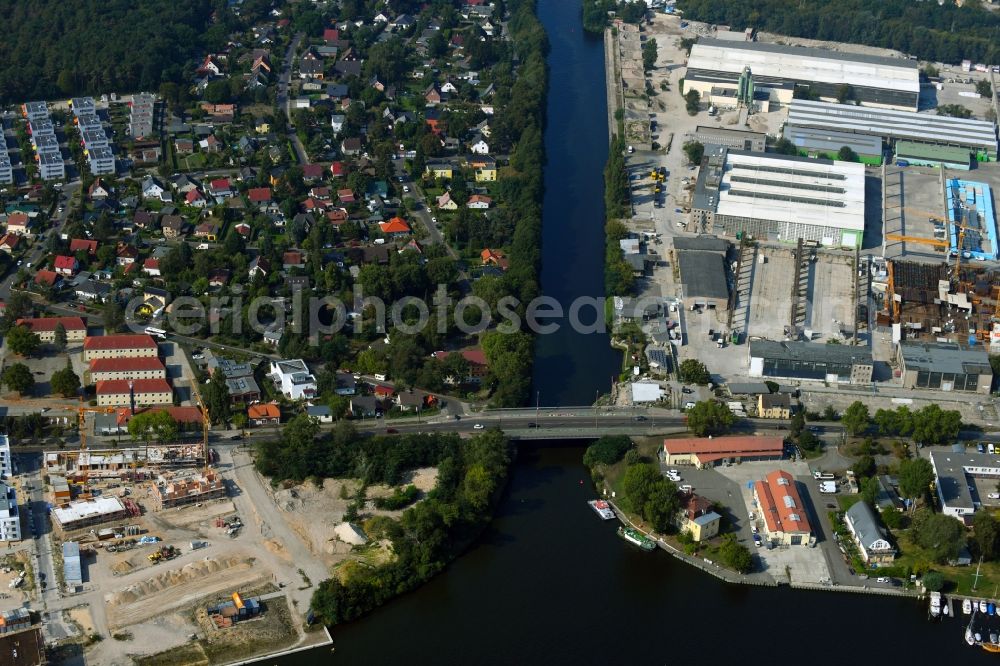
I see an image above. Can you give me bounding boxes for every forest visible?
[257,421,514,626]
[678,0,1000,65]
[0,0,216,103]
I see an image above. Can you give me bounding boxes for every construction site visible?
[878,163,1000,352]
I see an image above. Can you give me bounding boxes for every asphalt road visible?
[278,33,309,165]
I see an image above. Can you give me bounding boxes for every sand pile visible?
[106,556,251,607]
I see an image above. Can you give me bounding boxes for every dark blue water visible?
[530,0,621,407]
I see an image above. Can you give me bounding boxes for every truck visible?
[190,541,208,551]
[818,481,837,494]
[812,471,835,481]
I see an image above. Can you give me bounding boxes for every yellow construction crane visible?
[884,205,971,281]
[187,375,211,471]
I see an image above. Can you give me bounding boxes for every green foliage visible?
[837,146,860,162]
[789,411,805,439]
[836,84,855,104]
[582,0,616,33]
[973,510,1000,561]
[882,506,904,530]
[103,300,126,334]
[583,436,633,467]
[898,457,934,502]
[127,410,179,444]
[771,137,800,156]
[373,485,420,511]
[798,430,820,452]
[683,140,704,166]
[822,405,839,421]
[52,323,68,352]
[684,89,701,116]
[50,362,80,398]
[841,401,870,436]
[308,430,511,626]
[911,508,965,564]
[678,359,710,385]
[852,455,876,480]
[937,104,972,118]
[203,369,231,426]
[5,325,40,357]
[764,381,779,394]
[910,404,962,446]
[1,364,33,396]
[685,401,736,437]
[922,64,939,78]
[622,463,679,533]
[0,0,214,103]
[719,534,753,573]
[605,219,635,296]
[678,0,1000,64]
[921,571,945,592]
[642,38,658,71]
[604,135,630,219]
[481,330,533,407]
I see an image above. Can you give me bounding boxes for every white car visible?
[751,525,758,534]
[403,185,410,193]
[989,493,1000,500]
[473,423,485,430]
[431,216,438,224]
[749,512,756,521]
[876,577,889,584]
[668,469,679,476]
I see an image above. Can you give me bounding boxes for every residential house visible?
[70,238,99,256]
[161,215,186,239]
[350,395,379,418]
[425,161,454,178]
[208,178,233,199]
[0,233,18,253]
[301,163,325,182]
[141,177,167,201]
[282,250,305,270]
[88,179,111,199]
[248,256,271,280]
[467,194,492,209]
[82,334,159,361]
[432,349,489,384]
[424,85,442,105]
[142,258,161,277]
[175,138,194,154]
[15,317,86,343]
[338,188,356,204]
[74,279,110,302]
[437,192,458,210]
[758,393,792,419]
[133,210,156,230]
[469,136,489,154]
[95,378,173,407]
[306,405,334,423]
[34,270,59,288]
[53,255,79,276]
[677,492,722,542]
[5,212,31,236]
[208,268,231,288]
[341,137,362,155]
[248,187,273,209]
[379,217,411,238]
[194,222,219,242]
[139,287,169,316]
[300,51,324,79]
[185,189,207,208]
[269,359,317,400]
[248,403,281,427]
[199,135,223,153]
[89,357,166,382]
[480,248,508,271]
[330,114,346,134]
[396,391,424,412]
[116,244,138,266]
[845,501,896,566]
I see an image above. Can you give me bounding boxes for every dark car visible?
[632,415,647,421]
[527,422,539,428]
[681,387,693,394]
[386,428,398,434]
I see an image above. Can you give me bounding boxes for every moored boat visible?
[929,591,942,618]
[982,601,989,614]
[984,643,1000,653]
[964,599,973,615]
[617,526,656,551]
[588,499,616,521]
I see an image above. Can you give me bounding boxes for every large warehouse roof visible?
[787,99,998,154]
[710,150,866,231]
[783,125,883,157]
[688,39,919,95]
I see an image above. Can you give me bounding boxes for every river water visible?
[265,2,982,663]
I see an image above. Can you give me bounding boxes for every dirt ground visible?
[274,468,438,563]
[66,606,95,635]
[104,554,267,629]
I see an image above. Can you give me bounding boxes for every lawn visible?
[893,532,1000,596]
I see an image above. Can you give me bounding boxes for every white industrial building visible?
[685,39,920,111]
[786,98,999,160]
[691,146,866,247]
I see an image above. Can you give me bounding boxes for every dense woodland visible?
[255,420,513,626]
[678,0,1000,65]
[0,0,221,102]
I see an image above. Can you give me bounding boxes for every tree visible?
[682,140,704,165]
[910,404,961,446]
[684,89,701,116]
[622,463,662,514]
[50,362,81,398]
[852,455,876,479]
[128,410,179,444]
[5,325,40,357]
[976,79,992,98]
[911,508,965,564]
[642,38,658,71]
[583,436,633,467]
[719,534,753,573]
[837,146,859,162]
[973,510,1000,561]
[685,401,736,437]
[842,401,870,436]
[203,368,231,425]
[921,571,945,592]
[103,299,126,333]
[678,359,710,385]
[643,479,680,533]
[921,64,939,79]
[898,457,935,505]
[789,410,805,439]
[798,430,820,453]
[836,83,855,103]
[1,363,34,396]
[771,137,799,156]
[52,322,68,351]
[882,506,904,529]
[822,405,839,421]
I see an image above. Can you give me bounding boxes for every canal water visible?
[265,2,983,662]
[530,0,622,407]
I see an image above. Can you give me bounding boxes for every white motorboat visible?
[964,599,973,615]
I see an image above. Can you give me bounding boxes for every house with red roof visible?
[234,222,252,237]
[662,436,784,469]
[310,186,331,199]
[89,356,167,382]
[5,212,31,236]
[34,270,58,288]
[327,209,349,225]
[248,403,281,427]
[379,217,411,237]
[330,161,346,178]
[301,164,325,182]
[185,189,207,208]
[95,378,173,407]
[116,244,139,266]
[432,349,489,384]
[143,258,161,277]
[209,178,233,199]
[53,255,79,276]
[481,249,509,270]
[337,188,356,204]
[677,491,722,542]
[282,251,305,269]
[247,187,273,206]
[69,238,98,255]
[0,233,19,253]
[467,194,492,209]
[83,334,159,361]
[323,28,340,43]
[16,316,86,343]
[753,470,814,547]
[208,268,231,288]
[372,384,394,398]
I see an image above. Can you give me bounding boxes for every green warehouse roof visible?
[895,141,970,166]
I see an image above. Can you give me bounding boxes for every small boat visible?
[991,632,998,644]
[990,602,996,616]
[981,601,989,614]
[984,643,1000,654]
[964,599,973,615]
[617,526,656,551]
[588,499,616,521]
[977,632,984,643]
[929,591,942,618]
[968,628,978,646]
[943,603,950,616]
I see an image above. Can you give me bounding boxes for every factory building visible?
[894,141,970,171]
[690,126,766,152]
[930,450,1000,522]
[748,340,874,384]
[685,39,920,111]
[782,125,884,165]
[897,341,994,394]
[787,98,998,161]
[691,146,866,247]
[671,236,730,318]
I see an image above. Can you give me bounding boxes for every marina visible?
[588,499,617,520]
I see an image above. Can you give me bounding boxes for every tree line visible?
[0,0,217,103]
[678,0,1000,65]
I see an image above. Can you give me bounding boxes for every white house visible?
[141,176,166,200]
[441,81,458,94]
[470,136,489,154]
[269,359,317,400]
[330,114,346,134]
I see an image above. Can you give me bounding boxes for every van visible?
[374,373,387,381]
[978,443,986,454]
[990,443,996,455]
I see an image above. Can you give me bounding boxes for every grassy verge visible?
[894,533,1000,596]
[134,643,208,666]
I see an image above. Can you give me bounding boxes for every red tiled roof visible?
[301,164,324,178]
[282,251,303,265]
[248,403,280,419]
[185,189,204,203]
[248,187,272,202]
[16,316,85,332]
[6,212,28,227]
[34,270,58,286]
[210,178,231,190]
[95,378,172,395]
[663,436,784,464]
[379,217,410,234]
[115,406,202,426]
[330,162,346,177]
[754,470,812,537]
[373,384,393,396]
[143,258,160,271]
[69,238,98,254]
[53,255,77,270]
[89,357,165,373]
[0,233,19,249]
[83,334,158,351]
[434,349,488,367]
